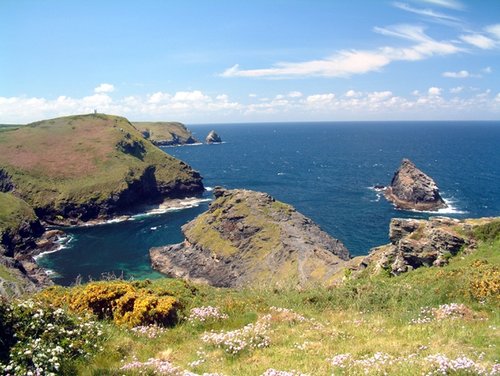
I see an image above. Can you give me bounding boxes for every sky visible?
[1,0,500,124]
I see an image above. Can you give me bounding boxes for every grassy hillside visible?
[0,114,203,223]
[133,122,198,145]
[1,221,495,375]
[0,192,37,235]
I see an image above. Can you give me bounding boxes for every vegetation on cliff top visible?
[132,122,198,145]
[0,114,203,223]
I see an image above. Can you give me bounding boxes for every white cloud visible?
[2,86,499,124]
[222,26,461,79]
[485,24,500,39]
[428,87,442,96]
[248,93,258,98]
[419,0,464,10]
[345,90,362,97]
[288,91,303,98]
[94,83,115,93]
[442,70,469,78]
[459,34,496,49]
[393,2,459,21]
[482,67,492,74]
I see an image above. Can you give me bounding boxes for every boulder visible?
[205,130,222,144]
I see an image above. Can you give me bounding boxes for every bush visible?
[0,298,103,375]
[38,281,180,327]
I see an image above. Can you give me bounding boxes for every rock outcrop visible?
[133,121,199,146]
[150,187,350,288]
[383,159,447,211]
[205,130,222,144]
[355,216,490,276]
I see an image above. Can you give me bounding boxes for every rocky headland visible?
[205,130,222,144]
[354,216,498,276]
[383,159,447,211]
[0,113,205,293]
[133,121,199,146]
[0,114,204,225]
[150,187,350,288]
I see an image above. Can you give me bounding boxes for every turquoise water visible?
[38,121,500,285]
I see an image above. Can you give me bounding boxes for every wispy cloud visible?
[222,25,461,79]
[419,0,464,11]
[393,2,460,21]
[460,33,496,49]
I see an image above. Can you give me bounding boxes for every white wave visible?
[34,235,74,260]
[163,142,203,148]
[205,186,214,192]
[395,198,466,215]
[79,216,130,227]
[150,226,158,231]
[44,269,57,276]
[277,172,286,176]
[130,197,212,219]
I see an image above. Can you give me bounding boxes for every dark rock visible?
[150,188,350,288]
[205,130,222,144]
[384,159,447,211]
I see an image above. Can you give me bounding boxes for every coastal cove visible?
[38,121,500,285]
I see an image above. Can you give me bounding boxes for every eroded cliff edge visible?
[150,187,350,288]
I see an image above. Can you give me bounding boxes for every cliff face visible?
[150,187,350,288]
[132,121,199,146]
[0,114,203,225]
[355,217,499,276]
[0,193,53,295]
[384,159,447,211]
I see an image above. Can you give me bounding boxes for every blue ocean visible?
[37,122,500,286]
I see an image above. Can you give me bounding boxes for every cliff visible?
[384,159,447,211]
[0,114,204,225]
[132,121,199,146]
[150,187,350,288]
[0,192,52,295]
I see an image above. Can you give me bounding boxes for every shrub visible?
[38,281,180,327]
[0,298,103,375]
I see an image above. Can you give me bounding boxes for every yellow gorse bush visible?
[36,281,179,327]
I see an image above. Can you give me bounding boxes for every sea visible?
[37,121,500,286]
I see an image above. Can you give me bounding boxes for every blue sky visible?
[1,0,499,123]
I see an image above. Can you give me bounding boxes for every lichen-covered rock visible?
[357,216,494,276]
[205,130,222,144]
[384,159,447,211]
[150,188,350,288]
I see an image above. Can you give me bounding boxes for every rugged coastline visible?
[150,187,350,288]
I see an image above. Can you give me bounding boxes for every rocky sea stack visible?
[133,121,198,146]
[384,159,447,211]
[150,187,350,288]
[205,130,222,144]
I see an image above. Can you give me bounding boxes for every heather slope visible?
[0,114,203,224]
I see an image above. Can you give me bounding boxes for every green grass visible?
[0,192,37,234]
[62,236,500,375]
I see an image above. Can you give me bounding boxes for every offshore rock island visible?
[383,158,447,211]
[150,187,350,288]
